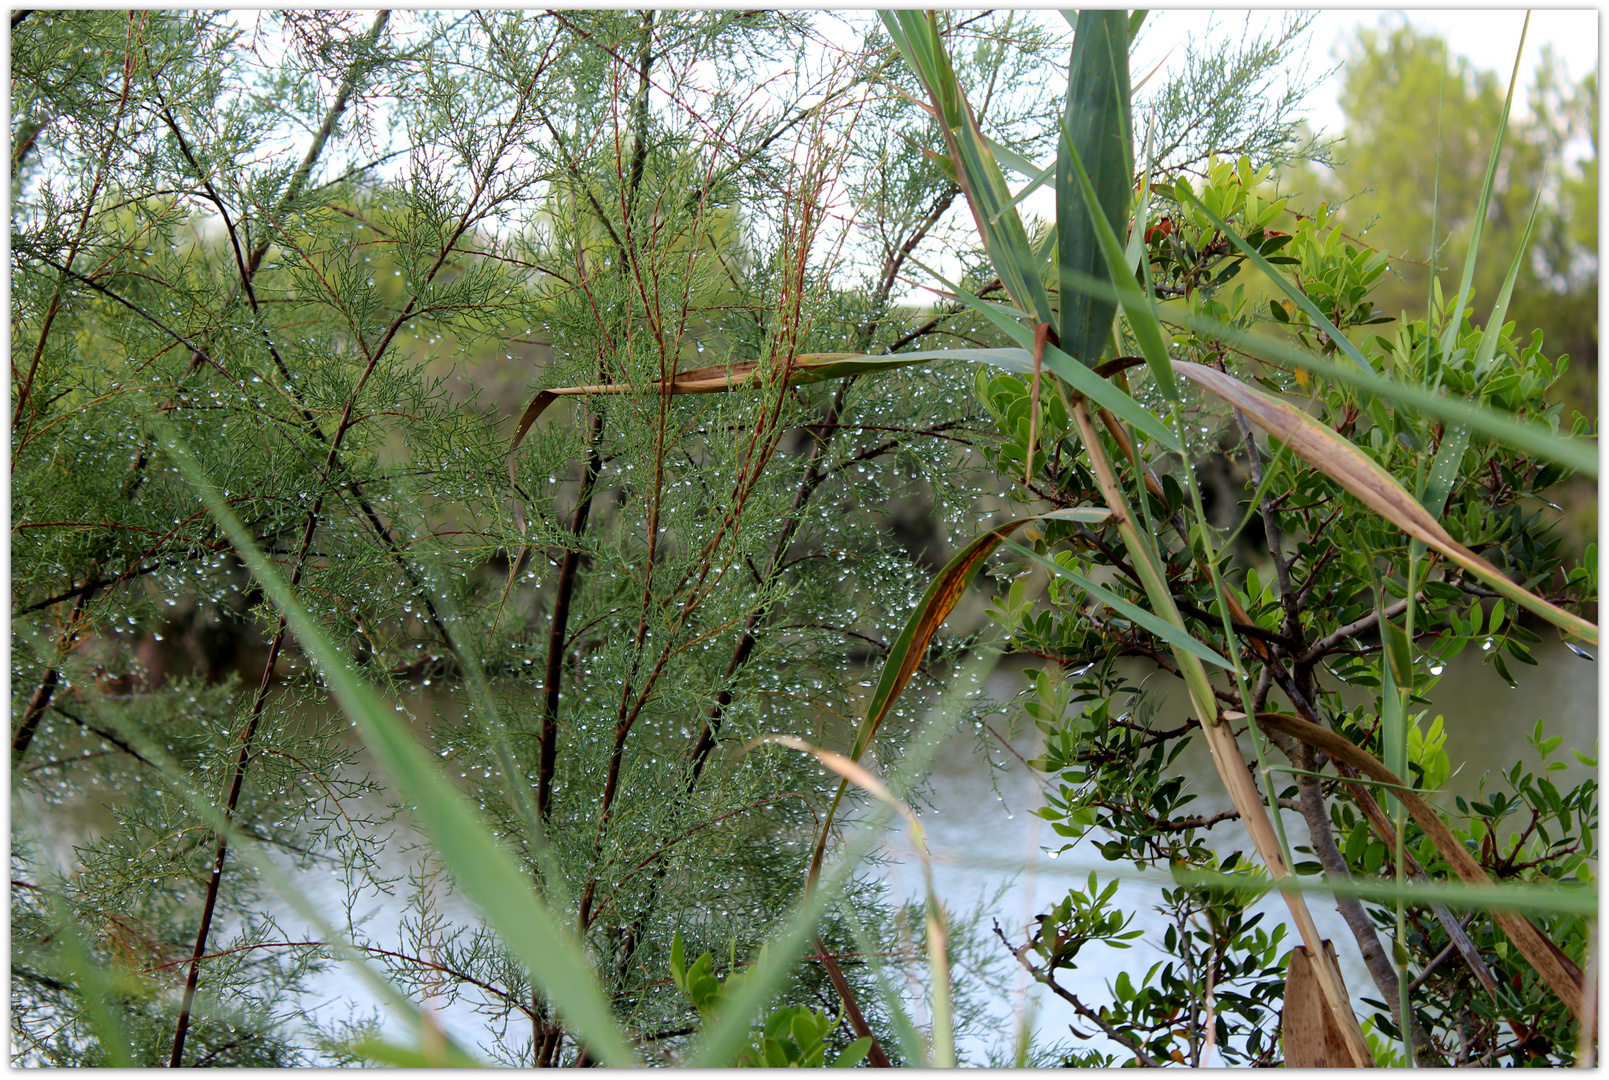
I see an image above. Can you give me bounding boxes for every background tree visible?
[1287,17,1598,422]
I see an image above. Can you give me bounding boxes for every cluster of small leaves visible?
[666,932,874,1068]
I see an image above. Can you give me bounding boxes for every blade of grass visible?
[154,416,639,1067]
[881,10,1054,324]
[842,506,1106,776]
[803,507,1112,892]
[1171,866,1598,919]
[1055,256,1597,477]
[1124,115,1158,277]
[999,539,1232,668]
[1256,710,1588,1018]
[1062,133,1175,397]
[692,651,998,1067]
[1424,187,1545,515]
[1068,398,1374,1065]
[756,734,953,1067]
[908,254,1183,452]
[1436,12,1529,363]
[1174,360,1597,644]
[347,1040,484,1068]
[51,900,135,1068]
[512,349,1039,451]
[983,139,1056,225]
[1058,9,1134,369]
[875,850,1598,918]
[834,902,928,1065]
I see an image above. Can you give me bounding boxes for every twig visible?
[994,920,1160,1067]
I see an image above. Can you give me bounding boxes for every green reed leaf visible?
[1058,9,1133,369]
[1002,539,1233,669]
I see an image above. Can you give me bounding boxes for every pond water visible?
[15,637,1595,1063]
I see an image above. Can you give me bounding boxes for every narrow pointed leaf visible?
[853,507,1111,760]
[698,655,993,1067]
[1256,711,1587,1019]
[1173,863,1597,919]
[1173,310,1598,477]
[881,10,1054,324]
[1063,138,1175,397]
[1426,189,1547,514]
[980,135,1056,224]
[1002,540,1233,668]
[1438,13,1529,361]
[1378,609,1411,804]
[157,420,640,1067]
[983,134,1048,181]
[910,256,1182,452]
[509,347,1043,495]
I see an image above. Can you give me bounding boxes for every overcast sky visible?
[1135,8,1599,138]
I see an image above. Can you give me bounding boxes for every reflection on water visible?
[877,637,1596,1061]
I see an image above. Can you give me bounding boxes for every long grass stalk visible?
[1068,398,1373,1064]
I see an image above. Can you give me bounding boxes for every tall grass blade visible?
[1000,539,1232,668]
[1175,306,1598,477]
[509,347,1047,509]
[1058,9,1134,369]
[849,507,1107,764]
[1066,399,1373,1063]
[880,10,1054,324]
[907,257,1183,451]
[694,653,997,1066]
[1437,11,1529,362]
[1172,866,1598,919]
[1420,16,1533,531]
[1378,607,1413,805]
[154,418,640,1067]
[1426,188,1547,514]
[51,902,136,1068]
[805,508,1109,899]
[44,684,490,1063]
[835,903,927,1064]
[1062,141,1176,397]
[755,735,953,1067]
[1175,360,1598,644]
[983,139,1056,224]
[1256,711,1588,1018]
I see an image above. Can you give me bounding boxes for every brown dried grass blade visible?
[1257,711,1587,1020]
[1176,361,1596,646]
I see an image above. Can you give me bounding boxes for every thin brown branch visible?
[994,921,1159,1067]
